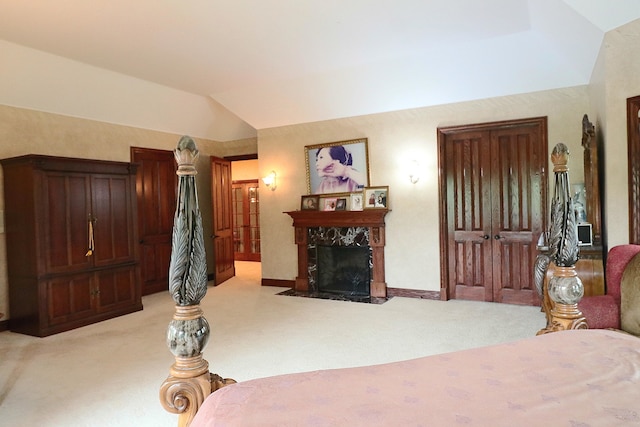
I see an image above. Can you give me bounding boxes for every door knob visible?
[483,234,490,240]
[494,235,501,240]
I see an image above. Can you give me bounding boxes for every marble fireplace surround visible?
[285,210,389,298]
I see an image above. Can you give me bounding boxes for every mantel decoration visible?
[364,186,389,209]
[160,136,235,426]
[535,142,587,334]
[305,138,370,195]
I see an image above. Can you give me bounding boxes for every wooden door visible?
[232,180,261,262]
[211,156,235,284]
[628,96,640,244]
[131,148,176,295]
[438,118,547,305]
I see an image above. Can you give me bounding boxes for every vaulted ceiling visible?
[2,1,640,140]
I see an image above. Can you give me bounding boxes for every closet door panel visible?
[446,130,494,301]
[490,127,542,305]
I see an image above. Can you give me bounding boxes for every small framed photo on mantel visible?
[301,195,319,211]
[364,186,389,209]
[349,192,364,211]
[323,197,338,211]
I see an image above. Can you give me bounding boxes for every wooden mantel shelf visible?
[285,209,389,227]
[284,209,390,298]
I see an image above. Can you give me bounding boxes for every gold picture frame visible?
[364,186,389,209]
[305,138,370,196]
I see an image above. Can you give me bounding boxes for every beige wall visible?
[258,86,591,290]
[232,159,260,181]
[597,19,640,248]
[0,105,233,318]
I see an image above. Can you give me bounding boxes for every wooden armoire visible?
[1,155,142,337]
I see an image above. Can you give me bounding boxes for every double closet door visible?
[438,118,547,305]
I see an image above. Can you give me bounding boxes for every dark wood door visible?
[131,148,176,295]
[438,118,547,305]
[211,156,235,284]
[232,180,261,262]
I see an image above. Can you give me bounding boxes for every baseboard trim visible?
[261,278,441,300]
[0,319,9,332]
[262,278,295,287]
[387,288,441,300]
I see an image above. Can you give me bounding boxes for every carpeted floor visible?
[0,262,545,426]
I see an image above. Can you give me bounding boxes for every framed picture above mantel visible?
[305,138,370,196]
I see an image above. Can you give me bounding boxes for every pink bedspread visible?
[192,329,640,426]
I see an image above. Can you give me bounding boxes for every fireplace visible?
[286,210,389,298]
[308,226,372,296]
[316,245,371,296]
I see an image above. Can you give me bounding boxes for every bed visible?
[190,329,640,426]
[161,137,640,427]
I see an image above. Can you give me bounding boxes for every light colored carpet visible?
[0,262,545,426]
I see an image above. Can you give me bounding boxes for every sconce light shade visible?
[408,160,420,184]
[262,170,277,191]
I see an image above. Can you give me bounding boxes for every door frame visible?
[437,117,548,301]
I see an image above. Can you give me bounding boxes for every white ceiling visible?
[1,0,640,139]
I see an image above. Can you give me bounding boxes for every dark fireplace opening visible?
[316,245,371,297]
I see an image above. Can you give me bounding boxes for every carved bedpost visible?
[537,143,588,334]
[160,136,234,427]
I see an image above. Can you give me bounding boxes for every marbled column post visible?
[160,136,234,427]
[538,143,588,334]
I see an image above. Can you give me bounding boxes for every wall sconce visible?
[262,170,277,191]
[408,160,420,184]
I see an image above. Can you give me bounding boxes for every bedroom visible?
[1,1,640,425]
[1,3,640,317]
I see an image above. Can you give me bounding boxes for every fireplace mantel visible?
[285,209,389,298]
[285,209,389,228]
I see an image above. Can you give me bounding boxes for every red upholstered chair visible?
[578,244,640,329]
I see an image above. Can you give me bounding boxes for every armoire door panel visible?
[44,173,92,274]
[91,175,135,266]
[47,273,94,326]
[96,265,140,313]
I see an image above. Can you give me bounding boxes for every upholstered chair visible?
[578,244,640,332]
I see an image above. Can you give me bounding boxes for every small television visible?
[577,223,592,246]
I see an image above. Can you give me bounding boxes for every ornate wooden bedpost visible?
[160,136,234,427]
[537,143,588,334]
